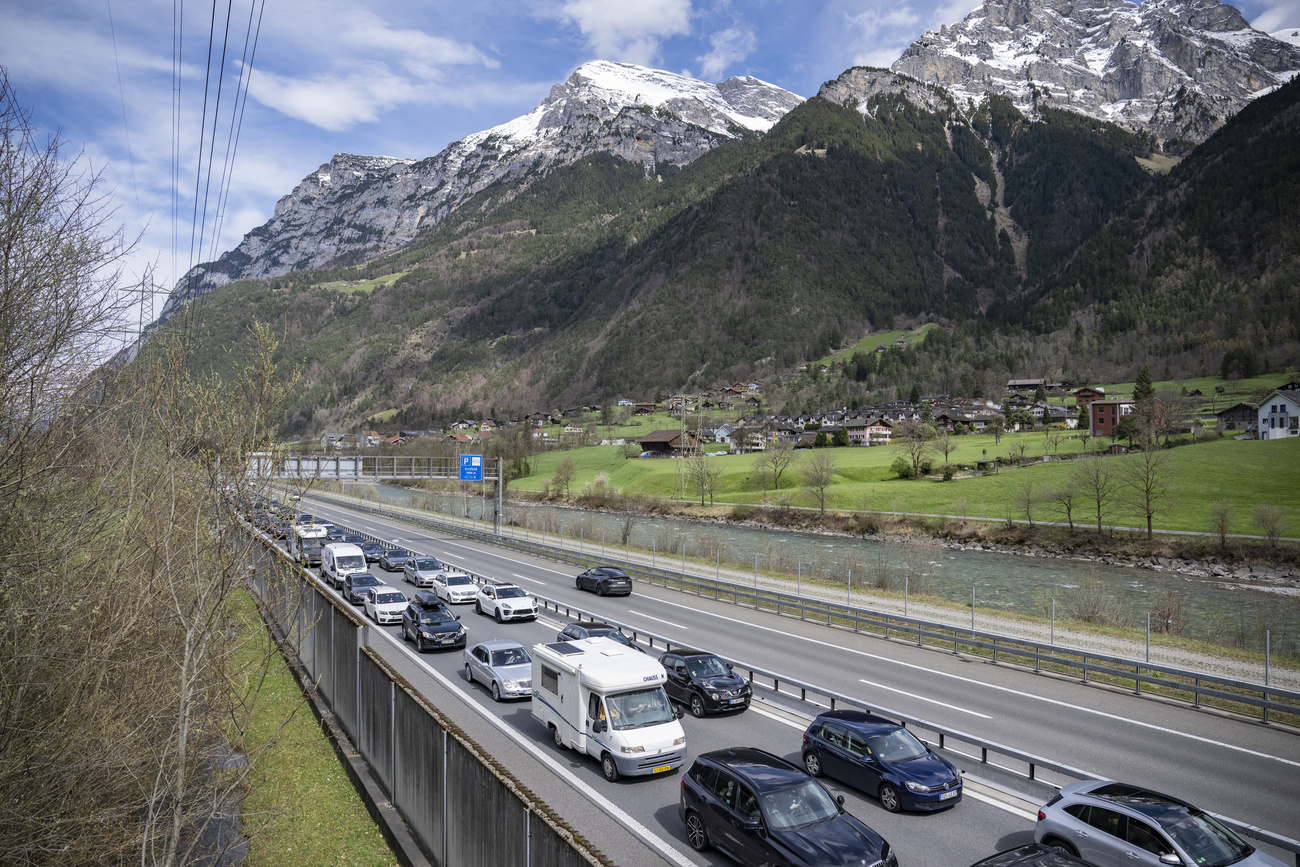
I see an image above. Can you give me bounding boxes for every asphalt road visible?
[292,496,1300,867]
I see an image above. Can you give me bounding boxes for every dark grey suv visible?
[679,747,897,867]
[660,648,751,717]
[575,566,632,596]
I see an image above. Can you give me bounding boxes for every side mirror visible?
[1158,856,1183,867]
[836,795,845,807]
[592,719,607,733]
[454,615,461,621]
[676,707,685,719]
[725,662,734,670]
[743,819,762,832]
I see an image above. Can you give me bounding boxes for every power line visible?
[209,0,266,263]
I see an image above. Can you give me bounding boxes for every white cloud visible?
[845,4,923,68]
[248,65,428,131]
[697,25,758,79]
[560,0,693,65]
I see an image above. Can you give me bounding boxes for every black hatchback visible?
[660,648,751,717]
[575,566,632,596]
[679,747,897,867]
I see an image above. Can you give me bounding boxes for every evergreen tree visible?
[909,384,921,405]
[1035,384,1047,403]
[1134,365,1154,401]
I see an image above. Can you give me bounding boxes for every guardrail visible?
[295,498,1300,864]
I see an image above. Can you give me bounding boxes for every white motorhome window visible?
[606,688,674,730]
[541,666,559,694]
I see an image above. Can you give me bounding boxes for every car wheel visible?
[401,623,409,642]
[684,811,710,852]
[494,608,503,623]
[552,724,565,749]
[1044,839,1079,857]
[491,681,501,702]
[575,577,584,591]
[689,694,706,718]
[601,753,619,782]
[415,632,426,653]
[803,751,823,777]
[596,583,606,596]
[464,663,474,684]
[879,783,902,813]
[474,600,482,615]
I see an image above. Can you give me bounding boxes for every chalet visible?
[479,419,498,431]
[1258,386,1300,440]
[637,429,701,457]
[450,419,477,431]
[1074,387,1106,407]
[634,402,656,415]
[1006,378,1046,392]
[1215,402,1257,430]
[744,395,760,406]
[385,436,405,446]
[563,423,585,436]
[319,432,356,450]
[1090,400,1135,438]
[713,423,735,446]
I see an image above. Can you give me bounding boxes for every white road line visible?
[627,610,688,629]
[650,597,1300,769]
[858,678,992,719]
[962,787,1038,820]
[371,626,697,867]
[747,703,808,730]
[513,573,548,586]
[441,551,462,559]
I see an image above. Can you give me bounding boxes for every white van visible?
[531,637,685,782]
[320,543,367,588]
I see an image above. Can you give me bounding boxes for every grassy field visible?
[517,432,1300,536]
[1086,371,1289,404]
[367,408,399,424]
[232,593,398,866]
[814,323,939,368]
[318,272,408,294]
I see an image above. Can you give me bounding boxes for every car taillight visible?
[1037,810,1046,821]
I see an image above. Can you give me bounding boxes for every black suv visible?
[401,590,466,652]
[575,566,632,596]
[660,649,751,717]
[557,621,644,652]
[679,747,896,867]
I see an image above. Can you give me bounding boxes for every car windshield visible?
[1159,811,1253,867]
[498,587,527,598]
[592,629,631,646]
[760,781,840,831]
[376,593,405,604]
[418,608,453,624]
[605,687,675,730]
[352,575,378,586]
[600,570,628,579]
[866,727,929,762]
[491,648,531,666]
[345,535,365,544]
[687,656,730,678]
[387,550,405,559]
[414,558,440,570]
[447,574,472,585]
[337,555,365,570]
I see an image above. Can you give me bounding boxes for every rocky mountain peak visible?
[891,0,1300,143]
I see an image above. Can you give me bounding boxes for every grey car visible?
[1035,780,1286,867]
[403,556,448,588]
[463,640,532,701]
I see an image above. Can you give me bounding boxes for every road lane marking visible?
[649,597,1300,769]
[963,787,1038,820]
[858,678,992,718]
[627,610,687,629]
[512,573,547,586]
[372,626,698,867]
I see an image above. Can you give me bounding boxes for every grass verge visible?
[231,591,399,866]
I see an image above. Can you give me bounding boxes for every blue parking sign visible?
[459,454,483,481]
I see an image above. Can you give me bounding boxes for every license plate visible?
[438,636,455,644]
[729,698,745,705]
[939,789,959,800]
[652,764,672,774]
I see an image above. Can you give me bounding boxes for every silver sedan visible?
[463,640,532,702]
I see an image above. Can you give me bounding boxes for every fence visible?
[244,532,610,867]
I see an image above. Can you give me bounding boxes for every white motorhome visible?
[531,637,685,782]
[320,542,367,588]
[288,524,328,565]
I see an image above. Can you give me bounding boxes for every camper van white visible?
[320,543,367,588]
[288,524,328,565]
[531,637,685,782]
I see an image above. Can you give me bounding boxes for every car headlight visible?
[620,745,645,754]
[421,631,435,639]
[503,679,518,690]
[673,736,686,746]
[904,781,930,793]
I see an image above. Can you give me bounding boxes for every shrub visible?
[941,464,956,481]
[890,455,914,479]
[730,504,757,521]
[920,458,934,475]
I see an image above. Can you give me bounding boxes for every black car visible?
[401,590,466,652]
[359,540,385,563]
[802,710,962,813]
[679,747,897,867]
[575,566,632,596]
[325,525,346,542]
[343,534,366,546]
[342,572,382,604]
[660,648,751,717]
[379,548,409,572]
[970,845,1089,867]
[557,622,644,652]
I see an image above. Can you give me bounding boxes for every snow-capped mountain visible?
[892,0,1300,143]
[162,61,802,316]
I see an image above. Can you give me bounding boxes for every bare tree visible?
[759,442,797,491]
[1015,476,1038,527]
[687,453,723,505]
[1052,479,1080,532]
[1254,504,1285,552]
[988,414,1006,444]
[1074,458,1118,534]
[1208,500,1233,551]
[1121,448,1174,540]
[895,421,935,480]
[552,455,577,496]
[1011,437,1031,465]
[1077,427,1092,452]
[1153,591,1187,635]
[802,448,838,515]
[935,429,958,465]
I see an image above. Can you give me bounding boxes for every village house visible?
[1074,386,1106,407]
[1215,402,1257,430]
[637,429,701,457]
[1090,400,1135,438]
[1258,384,1300,440]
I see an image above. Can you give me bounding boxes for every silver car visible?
[403,556,446,588]
[1035,780,1285,867]
[463,640,532,701]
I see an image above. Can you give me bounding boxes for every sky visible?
[2,0,1297,343]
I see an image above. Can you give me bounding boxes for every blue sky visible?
[2,0,1296,335]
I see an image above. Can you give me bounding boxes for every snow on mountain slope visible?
[892,0,1300,143]
[162,62,802,316]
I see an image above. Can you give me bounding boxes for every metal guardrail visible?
[300,496,1300,864]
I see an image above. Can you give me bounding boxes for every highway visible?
[293,494,1300,867]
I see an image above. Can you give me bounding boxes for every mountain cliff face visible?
[160,61,802,318]
[892,0,1300,145]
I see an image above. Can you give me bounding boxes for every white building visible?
[1258,384,1300,440]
